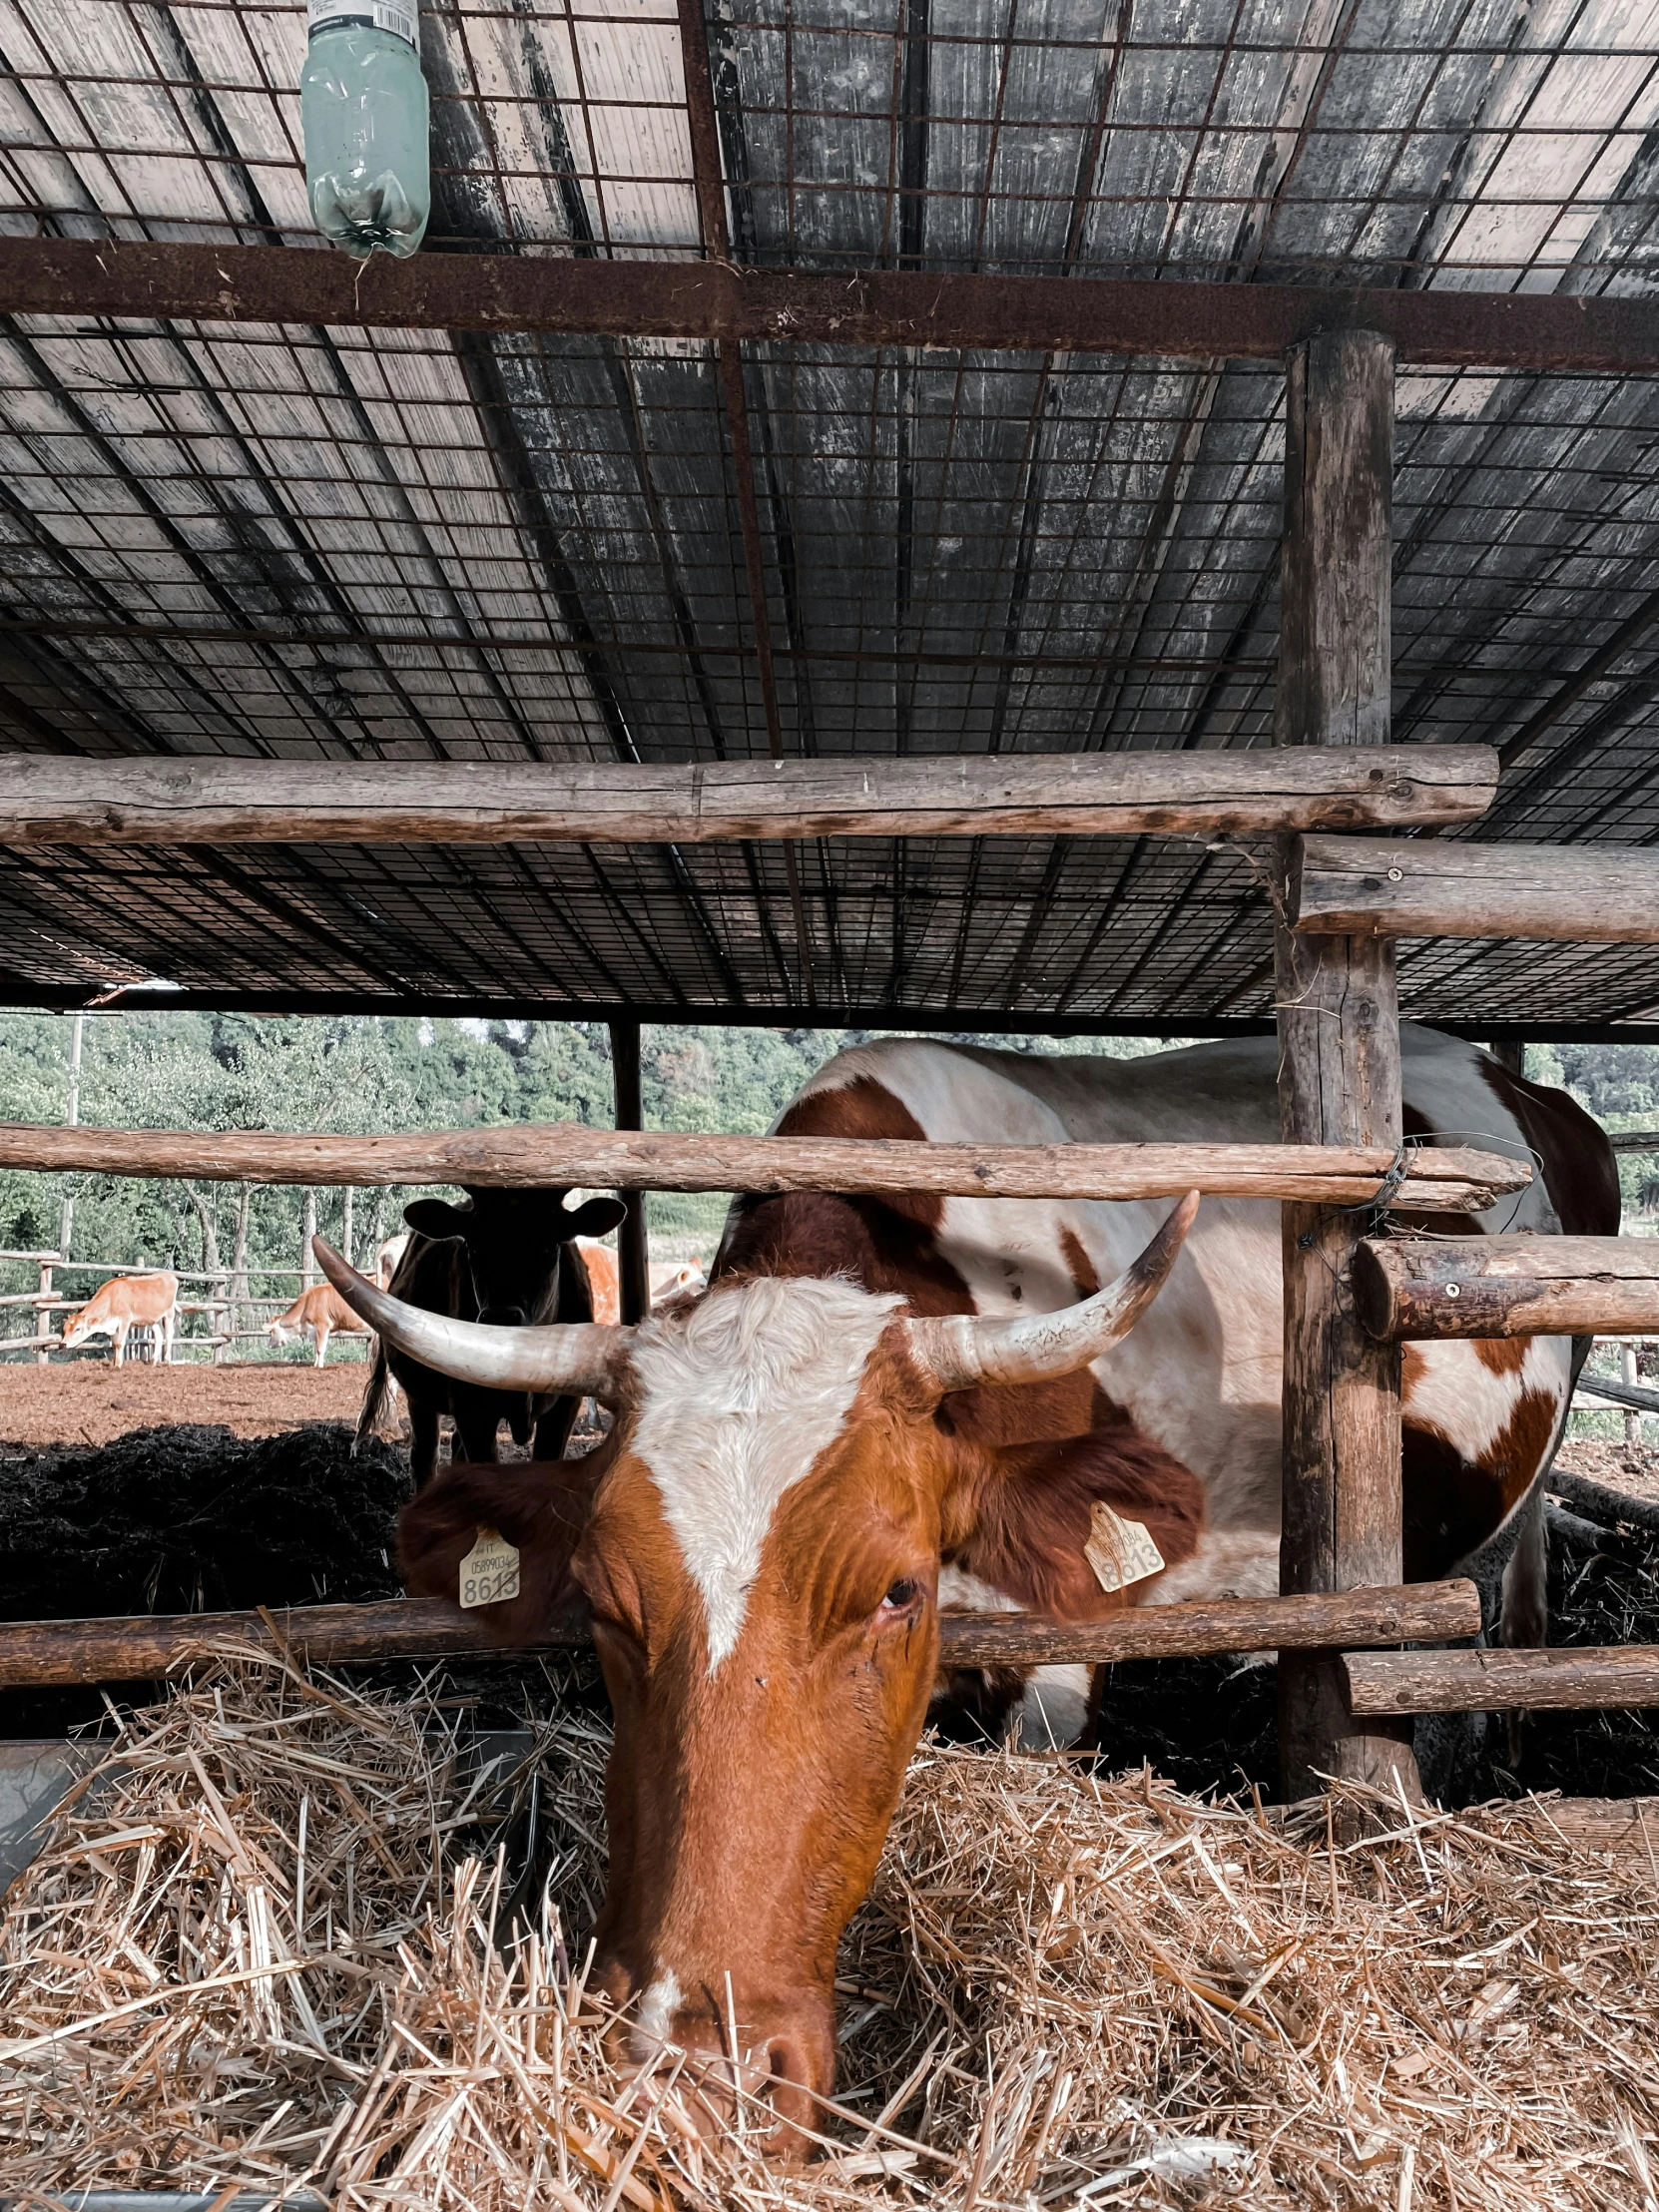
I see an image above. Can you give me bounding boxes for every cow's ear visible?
[404,1197,469,1239]
[397,1459,598,1645]
[941,1426,1206,1620]
[563,1195,628,1239]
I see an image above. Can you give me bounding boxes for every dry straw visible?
[2,1649,1658,2208]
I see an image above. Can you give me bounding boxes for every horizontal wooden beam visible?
[1344,1644,1659,1715]
[1355,1235,1659,1340]
[1288,834,1659,942]
[1608,1130,1659,1154]
[4,238,1659,371]
[0,1121,1529,1209]
[1573,1372,1659,1417]
[939,1578,1481,1666]
[0,1579,1480,1686]
[1547,1464,1659,1539]
[0,750,1496,848]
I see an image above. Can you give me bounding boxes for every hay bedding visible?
[4,1660,1659,2211]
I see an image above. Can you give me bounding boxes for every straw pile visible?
[3,1653,1658,2209]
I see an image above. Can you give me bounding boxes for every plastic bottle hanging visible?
[301,1,430,260]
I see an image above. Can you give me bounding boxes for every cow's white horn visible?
[311,1238,632,1403]
[903,1190,1200,1392]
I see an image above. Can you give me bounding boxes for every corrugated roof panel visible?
[0,0,1658,1023]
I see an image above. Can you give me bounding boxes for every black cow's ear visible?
[563,1196,628,1238]
[404,1197,469,1238]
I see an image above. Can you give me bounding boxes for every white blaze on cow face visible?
[630,1276,904,1671]
[632,1967,683,2055]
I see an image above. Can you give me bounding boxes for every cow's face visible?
[573,1278,944,2132]
[361,1200,1199,2148]
[402,1186,626,1324]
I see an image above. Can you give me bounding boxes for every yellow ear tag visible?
[1084,1499,1165,1594]
[458,1525,520,1610]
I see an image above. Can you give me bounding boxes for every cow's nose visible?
[611,1988,831,2155]
[476,1305,527,1327]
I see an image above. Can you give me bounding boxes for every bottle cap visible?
[307,0,417,44]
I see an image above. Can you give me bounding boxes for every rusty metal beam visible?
[6,237,1659,369]
[674,0,816,1003]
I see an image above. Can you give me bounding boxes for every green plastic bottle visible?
[301,2,430,260]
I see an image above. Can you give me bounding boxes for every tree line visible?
[0,1015,1652,1351]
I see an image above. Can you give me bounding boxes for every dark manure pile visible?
[0,1421,409,1735]
[1087,1470,1659,1806]
[1523,1478,1659,1800]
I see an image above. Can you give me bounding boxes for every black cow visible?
[355,1185,626,1487]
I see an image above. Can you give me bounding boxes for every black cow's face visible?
[403,1186,626,1324]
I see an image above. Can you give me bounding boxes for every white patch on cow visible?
[1402,1335,1571,1466]
[1017,1664,1092,1750]
[1146,1527,1282,1605]
[788,1025,1582,1593]
[937,1564,1021,1614]
[634,1968,682,2051]
[631,1276,902,1671]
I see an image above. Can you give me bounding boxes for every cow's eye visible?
[880,1578,920,1612]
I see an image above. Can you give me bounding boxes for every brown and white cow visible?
[266,1282,372,1367]
[578,1240,710,1325]
[315,1024,1615,2140]
[375,1232,410,1289]
[61,1272,179,1367]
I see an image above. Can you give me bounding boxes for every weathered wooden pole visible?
[1275,326,1420,1803]
[609,1020,651,1325]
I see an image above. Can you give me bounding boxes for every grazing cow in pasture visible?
[319,1026,1615,2142]
[61,1273,180,1367]
[267,1282,372,1367]
[354,1186,627,1488]
[577,1240,709,1324]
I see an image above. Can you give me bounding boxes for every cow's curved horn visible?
[311,1239,632,1403]
[903,1191,1200,1393]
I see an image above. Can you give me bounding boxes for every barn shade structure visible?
[7,0,1659,1806]
[0,0,1656,1035]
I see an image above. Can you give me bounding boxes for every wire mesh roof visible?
[0,0,1658,1032]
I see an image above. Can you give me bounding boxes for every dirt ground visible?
[1556,1435,1659,1504]
[0,1359,369,1445]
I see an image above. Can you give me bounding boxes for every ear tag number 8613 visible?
[459,1525,520,1609]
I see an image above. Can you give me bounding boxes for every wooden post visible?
[1624,1344,1641,1445]
[1275,327,1420,1804]
[57,1008,82,1266]
[1489,1040,1525,1078]
[609,1020,651,1325]
[34,1257,52,1366]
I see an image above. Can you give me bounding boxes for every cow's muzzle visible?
[601,1971,832,2158]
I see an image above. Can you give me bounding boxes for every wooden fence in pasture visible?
[0,1248,375,1365]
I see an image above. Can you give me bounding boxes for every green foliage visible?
[11,1015,1641,1317]
[0,1015,1197,1287]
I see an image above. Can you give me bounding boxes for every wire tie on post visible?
[1334,1137,1412,1234]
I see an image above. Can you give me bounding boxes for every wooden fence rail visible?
[0,1579,1481,1687]
[1357,1235,1659,1340]
[0,749,1498,847]
[0,1123,1529,1209]
[1343,1646,1659,1715]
